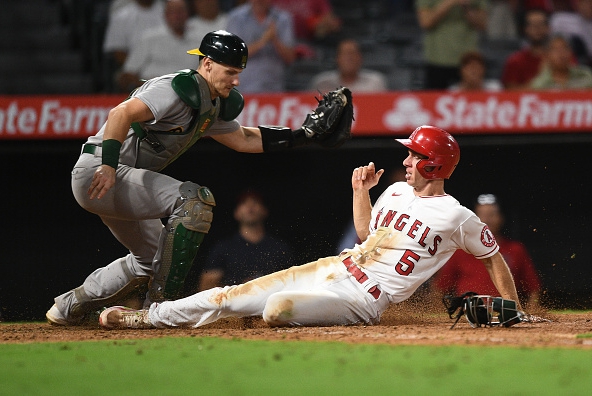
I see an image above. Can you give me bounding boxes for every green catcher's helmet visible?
[443,292,523,329]
[464,295,522,328]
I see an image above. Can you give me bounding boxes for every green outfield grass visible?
[1,336,591,396]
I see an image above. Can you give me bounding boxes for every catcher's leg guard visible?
[70,259,150,318]
[149,182,215,302]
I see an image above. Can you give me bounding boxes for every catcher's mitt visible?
[301,87,353,148]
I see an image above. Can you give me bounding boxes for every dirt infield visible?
[2,304,591,348]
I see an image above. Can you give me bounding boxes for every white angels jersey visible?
[344,182,499,303]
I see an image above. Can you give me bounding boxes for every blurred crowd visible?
[38,0,592,93]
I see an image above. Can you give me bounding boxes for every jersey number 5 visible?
[395,250,420,276]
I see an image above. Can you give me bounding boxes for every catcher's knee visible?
[262,293,295,326]
[176,181,216,233]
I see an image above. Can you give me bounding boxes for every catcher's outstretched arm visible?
[211,126,264,153]
[259,87,353,151]
[259,125,310,151]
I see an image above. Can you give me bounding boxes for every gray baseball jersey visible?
[86,72,240,171]
[52,72,240,320]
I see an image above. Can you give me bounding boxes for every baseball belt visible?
[82,143,101,155]
[342,256,381,299]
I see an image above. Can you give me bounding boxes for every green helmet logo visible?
[187,30,248,69]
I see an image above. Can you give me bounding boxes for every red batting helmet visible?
[396,125,460,179]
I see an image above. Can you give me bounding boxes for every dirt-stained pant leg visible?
[54,156,182,320]
[261,283,386,327]
[148,257,388,328]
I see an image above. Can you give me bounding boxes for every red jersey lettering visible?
[407,219,422,239]
[380,210,397,227]
[428,235,442,256]
[393,214,409,231]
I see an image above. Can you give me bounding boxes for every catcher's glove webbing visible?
[259,87,353,151]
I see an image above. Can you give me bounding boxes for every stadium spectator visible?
[116,0,202,92]
[514,0,554,34]
[448,51,503,91]
[225,0,296,93]
[549,0,592,66]
[309,39,388,93]
[272,0,342,42]
[198,189,296,290]
[487,0,519,39]
[188,0,229,42]
[530,34,592,88]
[415,0,488,90]
[433,193,542,309]
[102,0,165,83]
[501,8,550,90]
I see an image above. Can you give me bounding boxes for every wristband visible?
[259,125,309,152]
[101,139,122,169]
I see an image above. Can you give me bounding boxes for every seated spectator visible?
[117,0,202,92]
[226,0,296,93]
[448,51,503,91]
[501,8,550,90]
[530,34,592,89]
[310,39,388,93]
[515,0,554,34]
[103,0,165,77]
[198,189,296,291]
[550,0,592,66]
[433,194,542,309]
[188,0,229,42]
[272,0,342,42]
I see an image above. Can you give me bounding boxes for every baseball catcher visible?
[46,30,355,326]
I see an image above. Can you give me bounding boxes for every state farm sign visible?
[381,92,592,132]
[1,91,591,139]
[0,96,122,139]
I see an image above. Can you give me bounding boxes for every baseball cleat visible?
[99,306,153,329]
[46,304,72,326]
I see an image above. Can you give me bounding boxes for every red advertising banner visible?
[1,91,592,140]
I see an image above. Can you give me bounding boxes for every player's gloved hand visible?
[259,87,353,151]
[88,165,116,200]
[300,87,353,148]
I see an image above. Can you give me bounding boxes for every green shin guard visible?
[162,223,204,300]
[149,183,215,302]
